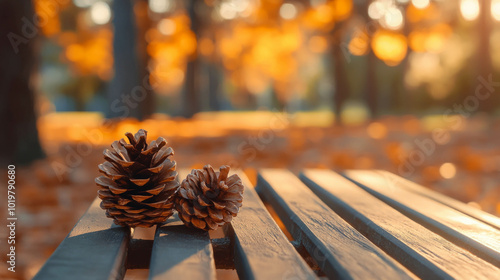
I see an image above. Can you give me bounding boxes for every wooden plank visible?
[301,169,500,279]
[148,169,216,280]
[344,170,500,267]
[148,213,216,280]
[257,169,416,280]
[373,170,500,230]
[34,197,131,280]
[230,170,318,280]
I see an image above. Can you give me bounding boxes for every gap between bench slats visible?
[33,197,131,280]
[257,169,416,280]
[300,169,500,279]
[230,170,317,280]
[343,170,500,267]
[373,170,500,230]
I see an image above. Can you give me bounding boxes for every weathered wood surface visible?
[34,197,131,280]
[373,170,500,230]
[257,169,415,280]
[300,169,500,279]
[148,213,216,280]
[230,170,317,280]
[344,170,500,267]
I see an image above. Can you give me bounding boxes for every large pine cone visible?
[96,129,179,228]
[175,165,244,231]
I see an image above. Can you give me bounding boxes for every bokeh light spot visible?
[90,1,111,25]
[440,163,457,179]
[492,0,500,21]
[412,0,430,9]
[280,3,298,20]
[367,122,388,139]
[460,0,480,21]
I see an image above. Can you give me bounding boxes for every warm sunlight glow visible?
[220,2,238,20]
[367,122,388,139]
[368,1,386,20]
[412,0,430,9]
[372,30,407,66]
[158,19,176,35]
[332,0,353,21]
[467,201,482,209]
[409,24,452,53]
[492,0,500,21]
[147,13,196,93]
[34,0,63,36]
[89,1,111,25]
[62,29,113,79]
[74,0,96,8]
[199,38,215,56]
[382,6,404,30]
[460,0,480,21]
[440,163,457,179]
[280,3,298,20]
[149,0,172,13]
[348,31,369,56]
[308,36,328,53]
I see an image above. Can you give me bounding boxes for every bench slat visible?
[257,169,416,280]
[148,214,216,280]
[34,198,131,280]
[343,170,500,267]
[301,169,500,279]
[373,170,500,230]
[231,170,318,280]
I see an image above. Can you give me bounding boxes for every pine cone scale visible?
[145,165,163,174]
[194,207,208,218]
[131,194,153,202]
[144,184,166,195]
[124,208,146,213]
[129,178,150,186]
[225,202,239,214]
[213,201,225,210]
[191,218,206,229]
[97,190,113,199]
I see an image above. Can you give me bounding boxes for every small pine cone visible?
[175,165,244,231]
[96,129,179,228]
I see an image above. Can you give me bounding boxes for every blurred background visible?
[1,0,500,279]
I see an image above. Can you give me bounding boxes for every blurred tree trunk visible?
[0,0,45,165]
[108,0,152,120]
[395,10,411,114]
[357,2,378,119]
[332,30,350,125]
[366,48,378,119]
[181,0,201,118]
[270,84,285,111]
[136,0,155,117]
[207,63,222,111]
[478,0,493,112]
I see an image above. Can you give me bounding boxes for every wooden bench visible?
[34,169,500,279]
